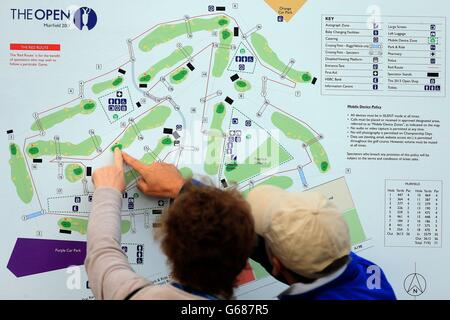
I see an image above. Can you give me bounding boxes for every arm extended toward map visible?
[122,152,185,198]
[85,149,151,299]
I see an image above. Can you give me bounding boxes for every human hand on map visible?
[92,148,126,192]
[122,152,185,198]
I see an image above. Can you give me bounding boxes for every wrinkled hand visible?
[122,152,185,198]
[92,148,126,192]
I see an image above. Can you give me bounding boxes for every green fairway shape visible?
[271,111,330,173]
[26,135,102,158]
[179,167,193,179]
[212,28,233,78]
[31,100,97,131]
[224,137,293,184]
[9,143,33,203]
[343,209,367,245]
[58,217,131,235]
[250,32,312,83]
[139,16,229,52]
[138,46,193,83]
[204,102,227,175]
[92,76,124,94]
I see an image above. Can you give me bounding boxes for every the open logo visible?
[73,7,97,30]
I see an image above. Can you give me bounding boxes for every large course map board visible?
[1,0,449,299]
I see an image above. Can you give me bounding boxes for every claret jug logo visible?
[73,7,97,30]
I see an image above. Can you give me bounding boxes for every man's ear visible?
[271,256,282,276]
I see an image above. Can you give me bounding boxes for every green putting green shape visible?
[170,67,189,84]
[65,164,84,183]
[234,79,251,92]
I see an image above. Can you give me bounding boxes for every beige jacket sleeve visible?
[84,187,151,299]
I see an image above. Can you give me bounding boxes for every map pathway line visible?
[267,77,296,89]
[303,147,313,166]
[161,43,213,79]
[201,45,215,132]
[84,60,131,84]
[38,97,80,116]
[44,210,151,219]
[48,160,87,172]
[131,17,185,42]
[236,152,315,191]
[161,147,182,162]
[175,148,183,168]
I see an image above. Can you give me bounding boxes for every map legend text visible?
[322,15,446,96]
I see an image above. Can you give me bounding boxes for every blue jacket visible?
[279,252,396,300]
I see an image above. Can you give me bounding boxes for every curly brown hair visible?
[157,181,255,299]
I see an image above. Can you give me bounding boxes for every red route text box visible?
[10,43,61,51]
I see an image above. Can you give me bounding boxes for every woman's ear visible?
[271,256,282,276]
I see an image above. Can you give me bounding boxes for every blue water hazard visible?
[297,167,308,188]
[24,210,44,220]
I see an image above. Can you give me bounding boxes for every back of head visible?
[247,186,351,280]
[159,182,255,298]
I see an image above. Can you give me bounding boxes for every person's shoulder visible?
[131,283,205,300]
[349,251,379,267]
[347,252,397,300]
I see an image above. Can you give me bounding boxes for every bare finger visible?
[114,148,123,169]
[122,152,147,174]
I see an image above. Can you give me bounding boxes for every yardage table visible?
[384,180,442,247]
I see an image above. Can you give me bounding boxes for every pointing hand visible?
[122,152,185,198]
